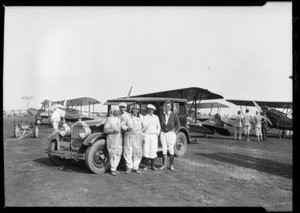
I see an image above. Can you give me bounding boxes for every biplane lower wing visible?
[188,124,214,137]
[202,124,231,136]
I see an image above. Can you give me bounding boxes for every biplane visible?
[226,99,293,139]
[187,101,234,137]
[27,97,101,124]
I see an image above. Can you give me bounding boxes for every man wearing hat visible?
[142,104,161,171]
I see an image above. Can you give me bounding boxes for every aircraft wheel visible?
[33,125,39,138]
[48,140,72,166]
[174,132,187,157]
[279,130,287,139]
[13,126,20,138]
[85,139,110,174]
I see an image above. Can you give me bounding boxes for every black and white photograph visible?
[3,2,293,210]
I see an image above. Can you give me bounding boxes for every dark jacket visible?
[160,112,180,133]
[262,115,268,128]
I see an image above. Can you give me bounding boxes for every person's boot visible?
[169,154,175,171]
[143,158,149,171]
[159,154,167,170]
[151,158,158,171]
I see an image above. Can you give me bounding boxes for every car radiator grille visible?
[71,125,83,149]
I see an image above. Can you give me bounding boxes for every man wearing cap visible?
[118,102,129,171]
[159,100,180,171]
[142,104,161,171]
[119,102,129,119]
[104,106,122,176]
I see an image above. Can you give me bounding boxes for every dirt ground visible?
[3,116,293,210]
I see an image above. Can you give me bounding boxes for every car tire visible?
[33,125,39,138]
[48,140,72,166]
[174,131,187,157]
[85,139,110,174]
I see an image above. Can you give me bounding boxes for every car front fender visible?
[48,130,61,142]
[176,126,190,144]
[83,132,107,146]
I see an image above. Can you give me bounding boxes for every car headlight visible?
[59,123,71,137]
[79,127,91,139]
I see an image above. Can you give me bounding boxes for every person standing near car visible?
[159,100,180,171]
[142,104,161,171]
[104,106,122,176]
[233,111,243,140]
[118,102,129,170]
[121,103,144,174]
[242,109,253,141]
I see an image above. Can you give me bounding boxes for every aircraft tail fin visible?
[127,86,132,98]
[63,99,67,108]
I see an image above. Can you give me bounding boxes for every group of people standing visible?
[104,100,180,176]
[233,109,268,142]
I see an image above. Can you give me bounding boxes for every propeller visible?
[252,100,272,125]
[127,86,133,98]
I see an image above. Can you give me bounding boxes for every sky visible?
[3,3,293,116]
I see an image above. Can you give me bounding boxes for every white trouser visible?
[255,124,262,137]
[123,133,143,170]
[243,125,251,135]
[160,131,176,155]
[123,151,142,170]
[109,153,122,172]
[143,133,158,159]
[234,127,242,140]
[52,119,60,131]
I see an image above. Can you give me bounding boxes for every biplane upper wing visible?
[129,87,223,101]
[226,99,292,109]
[48,97,101,108]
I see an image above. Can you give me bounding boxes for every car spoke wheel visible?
[85,139,110,173]
[174,132,187,157]
[48,140,72,166]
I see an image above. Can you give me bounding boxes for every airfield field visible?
[3,116,293,211]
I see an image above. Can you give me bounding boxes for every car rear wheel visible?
[33,125,39,138]
[174,132,187,157]
[13,126,20,138]
[85,139,110,174]
[48,140,72,166]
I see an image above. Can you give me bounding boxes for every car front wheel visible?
[48,140,72,166]
[85,139,110,174]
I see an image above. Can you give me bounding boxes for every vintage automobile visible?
[45,97,189,174]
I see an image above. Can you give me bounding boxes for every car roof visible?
[104,97,187,105]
